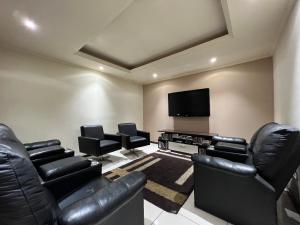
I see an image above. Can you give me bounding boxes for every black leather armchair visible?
[78,125,122,158]
[24,139,75,166]
[192,122,300,225]
[0,123,147,225]
[118,123,150,154]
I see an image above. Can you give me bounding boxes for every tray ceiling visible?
[0,0,296,84]
[80,0,227,70]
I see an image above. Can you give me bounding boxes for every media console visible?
[158,129,217,154]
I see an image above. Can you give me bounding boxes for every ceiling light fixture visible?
[153,73,158,78]
[22,18,38,31]
[210,57,217,64]
[99,66,104,71]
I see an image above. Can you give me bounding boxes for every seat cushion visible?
[58,177,111,209]
[39,156,91,181]
[130,136,147,143]
[28,145,65,160]
[215,142,247,154]
[100,140,120,148]
[118,123,137,136]
[100,140,121,154]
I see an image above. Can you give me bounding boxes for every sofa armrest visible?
[212,136,247,145]
[28,145,65,160]
[24,139,61,151]
[38,156,91,181]
[191,154,256,177]
[58,171,146,225]
[137,130,150,141]
[78,136,100,155]
[104,133,122,142]
[192,154,276,225]
[31,149,74,167]
[117,133,131,149]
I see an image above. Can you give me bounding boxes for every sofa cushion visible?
[81,125,105,140]
[39,156,91,181]
[28,145,65,160]
[130,136,147,143]
[118,123,137,136]
[253,123,300,180]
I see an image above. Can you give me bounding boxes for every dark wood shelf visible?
[158,129,217,138]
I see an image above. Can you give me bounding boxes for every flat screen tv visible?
[168,88,210,117]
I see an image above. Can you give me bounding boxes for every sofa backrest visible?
[0,124,55,225]
[118,123,137,136]
[81,125,105,140]
[252,123,300,198]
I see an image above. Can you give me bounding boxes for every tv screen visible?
[168,88,210,117]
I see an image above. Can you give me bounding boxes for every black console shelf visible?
[158,129,217,153]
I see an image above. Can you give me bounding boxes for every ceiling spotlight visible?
[153,73,158,78]
[210,57,217,64]
[99,66,104,71]
[22,18,38,31]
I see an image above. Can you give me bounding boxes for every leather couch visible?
[118,123,150,152]
[207,123,276,162]
[24,139,75,166]
[0,123,146,225]
[192,122,300,225]
[78,125,122,157]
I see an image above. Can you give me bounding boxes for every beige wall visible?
[144,58,274,142]
[274,1,300,129]
[0,47,143,153]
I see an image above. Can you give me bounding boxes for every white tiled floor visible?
[100,143,231,225]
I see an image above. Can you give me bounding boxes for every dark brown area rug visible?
[104,150,194,214]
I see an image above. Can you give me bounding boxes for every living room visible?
[0,0,300,225]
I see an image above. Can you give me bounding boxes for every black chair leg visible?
[91,155,113,162]
[123,149,140,157]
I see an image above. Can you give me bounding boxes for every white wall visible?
[274,1,300,128]
[0,47,143,152]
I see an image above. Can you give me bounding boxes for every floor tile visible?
[179,192,227,225]
[152,211,198,225]
[144,200,163,225]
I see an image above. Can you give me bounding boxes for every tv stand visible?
[158,129,217,154]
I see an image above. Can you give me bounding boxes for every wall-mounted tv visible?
[168,88,210,117]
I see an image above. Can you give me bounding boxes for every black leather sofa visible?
[192,122,300,225]
[78,125,122,158]
[0,123,146,225]
[118,123,150,153]
[24,139,74,166]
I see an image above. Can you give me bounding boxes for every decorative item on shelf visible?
[158,137,168,150]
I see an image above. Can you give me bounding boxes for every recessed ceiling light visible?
[210,57,217,64]
[22,18,38,31]
[153,73,158,78]
[99,66,104,71]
